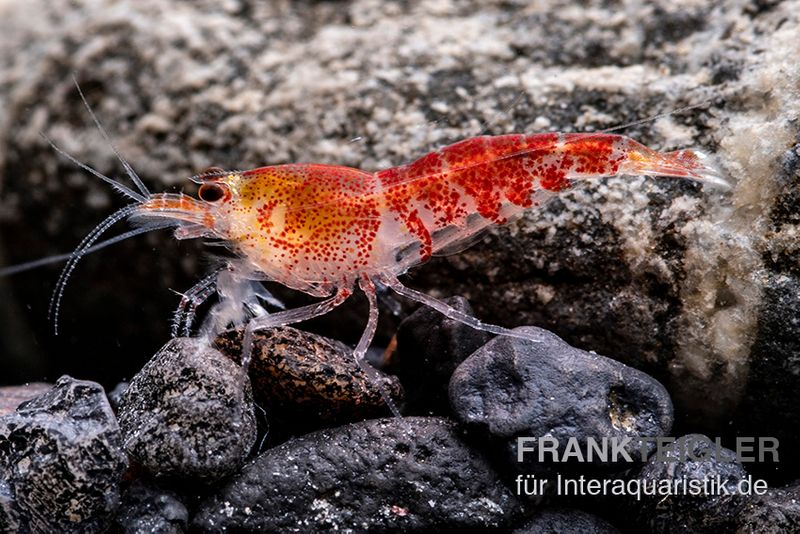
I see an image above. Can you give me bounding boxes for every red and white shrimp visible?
[1,83,728,416]
[133,132,726,372]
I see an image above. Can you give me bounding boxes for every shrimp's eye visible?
[199,183,226,203]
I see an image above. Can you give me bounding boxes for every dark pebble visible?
[630,434,747,533]
[512,508,620,533]
[112,480,189,534]
[449,326,673,470]
[192,416,521,532]
[736,482,800,533]
[117,337,256,484]
[393,296,490,414]
[0,376,128,532]
[214,326,404,427]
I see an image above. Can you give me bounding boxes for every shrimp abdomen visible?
[377,133,724,267]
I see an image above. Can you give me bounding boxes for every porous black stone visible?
[394,296,491,414]
[735,483,800,533]
[192,417,521,532]
[0,376,128,532]
[214,326,404,430]
[112,480,189,534]
[630,434,747,533]
[117,337,256,484]
[512,508,620,533]
[449,326,673,470]
[734,273,800,481]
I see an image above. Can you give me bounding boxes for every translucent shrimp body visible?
[131,131,725,417]
[136,133,724,296]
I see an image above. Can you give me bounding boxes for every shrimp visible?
[2,83,728,417]
[131,132,727,405]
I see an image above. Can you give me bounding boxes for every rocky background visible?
[0,0,799,531]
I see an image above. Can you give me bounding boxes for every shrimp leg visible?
[240,288,351,370]
[380,275,544,343]
[171,269,221,338]
[355,277,401,417]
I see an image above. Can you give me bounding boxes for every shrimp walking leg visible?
[240,288,351,371]
[171,269,221,338]
[355,277,401,417]
[380,275,544,343]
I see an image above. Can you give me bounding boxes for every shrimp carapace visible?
[134,133,725,298]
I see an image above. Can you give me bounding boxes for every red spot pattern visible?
[376,134,562,248]
[232,164,381,286]
[225,133,634,287]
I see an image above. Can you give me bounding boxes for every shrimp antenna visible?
[47,205,165,334]
[71,74,151,197]
[598,98,715,135]
[0,222,174,277]
[41,133,146,203]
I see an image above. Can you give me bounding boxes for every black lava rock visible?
[736,482,800,533]
[192,417,521,532]
[734,273,800,482]
[112,480,189,534]
[0,376,128,532]
[214,326,404,428]
[512,508,620,533]
[630,434,747,533]
[393,296,491,414]
[449,326,673,470]
[117,337,256,484]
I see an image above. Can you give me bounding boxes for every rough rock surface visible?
[112,480,189,534]
[0,0,798,481]
[192,417,521,532]
[0,376,128,532]
[449,326,673,469]
[732,271,800,480]
[735,483,800,533]
[214,326,404,428]
[117,337,256,483]
[512,508,620,534]
[629,434,747,533]
[393,296,490,414]
[0,382,51,416]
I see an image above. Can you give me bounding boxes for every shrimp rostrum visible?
[18,97,728,415]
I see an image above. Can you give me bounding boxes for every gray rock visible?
[214,326,404,429]
[733,273,800,480]
[0,382,52,416]
[117,337,256,484]
[512,508,619,534]
[393,296,490,414]
[630,434,747,533]
[0,376,128,532]
[192,417,521,532]
[735,482,800,533]
[449,327,673,469]
[112,480,188,534]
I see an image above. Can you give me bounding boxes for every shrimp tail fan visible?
[634,148,731,190]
